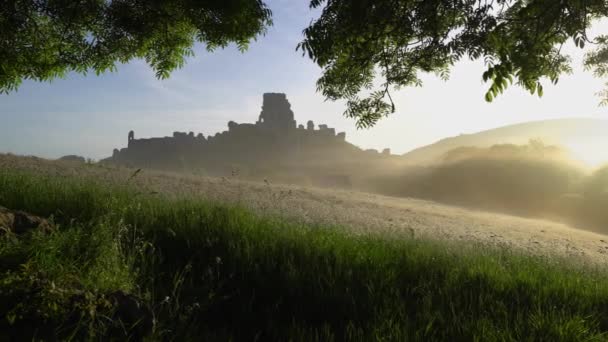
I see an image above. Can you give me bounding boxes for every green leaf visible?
[485,91,493,102]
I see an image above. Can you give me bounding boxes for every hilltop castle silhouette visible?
[105,93,394,186]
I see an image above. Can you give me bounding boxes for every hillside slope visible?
[5,156,608,340]
[2,153,608,264]
[402,118,608,165]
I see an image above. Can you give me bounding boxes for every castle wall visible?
[108,93,398,178]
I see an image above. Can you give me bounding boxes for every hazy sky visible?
[1,0,607,159]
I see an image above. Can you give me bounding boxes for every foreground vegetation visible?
[1,169,608,341]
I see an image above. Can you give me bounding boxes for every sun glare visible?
[563,138,608,167]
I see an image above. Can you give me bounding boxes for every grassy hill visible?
[2,157,608,340]
[401,118,608,165]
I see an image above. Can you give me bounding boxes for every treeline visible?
[368,141,608,234]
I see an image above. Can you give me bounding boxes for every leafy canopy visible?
[3,1,608,128]
[0,0,272,92]
[299,0,608,127]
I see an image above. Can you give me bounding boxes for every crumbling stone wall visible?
[257,93,296,131]
[106,93,397,181]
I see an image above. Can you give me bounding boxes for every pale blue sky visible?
[1,0,607,160]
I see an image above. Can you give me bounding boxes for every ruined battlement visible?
[106,93,393,176]
[123,93,345,150]
[257,93,296,130]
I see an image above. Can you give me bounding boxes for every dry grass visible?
[4,153,608,340]
[2,153,608,265]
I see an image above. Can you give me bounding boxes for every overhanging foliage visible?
[0,0,272,92]
[299,0,608,127]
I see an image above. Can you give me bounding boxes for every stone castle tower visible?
[257,93,296,131]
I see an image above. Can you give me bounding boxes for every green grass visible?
[1,169,608,341]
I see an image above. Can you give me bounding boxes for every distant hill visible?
[58,155,86,163]
[401,118,608,165]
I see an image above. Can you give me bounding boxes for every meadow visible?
[2,155,608,340]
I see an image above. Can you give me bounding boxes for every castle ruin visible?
[105,93,396,186]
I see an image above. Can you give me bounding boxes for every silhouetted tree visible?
[298,0,608,127]
[0,0,272,92]
[4,1,608,129]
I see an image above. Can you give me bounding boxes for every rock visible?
[0,206,54,235]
